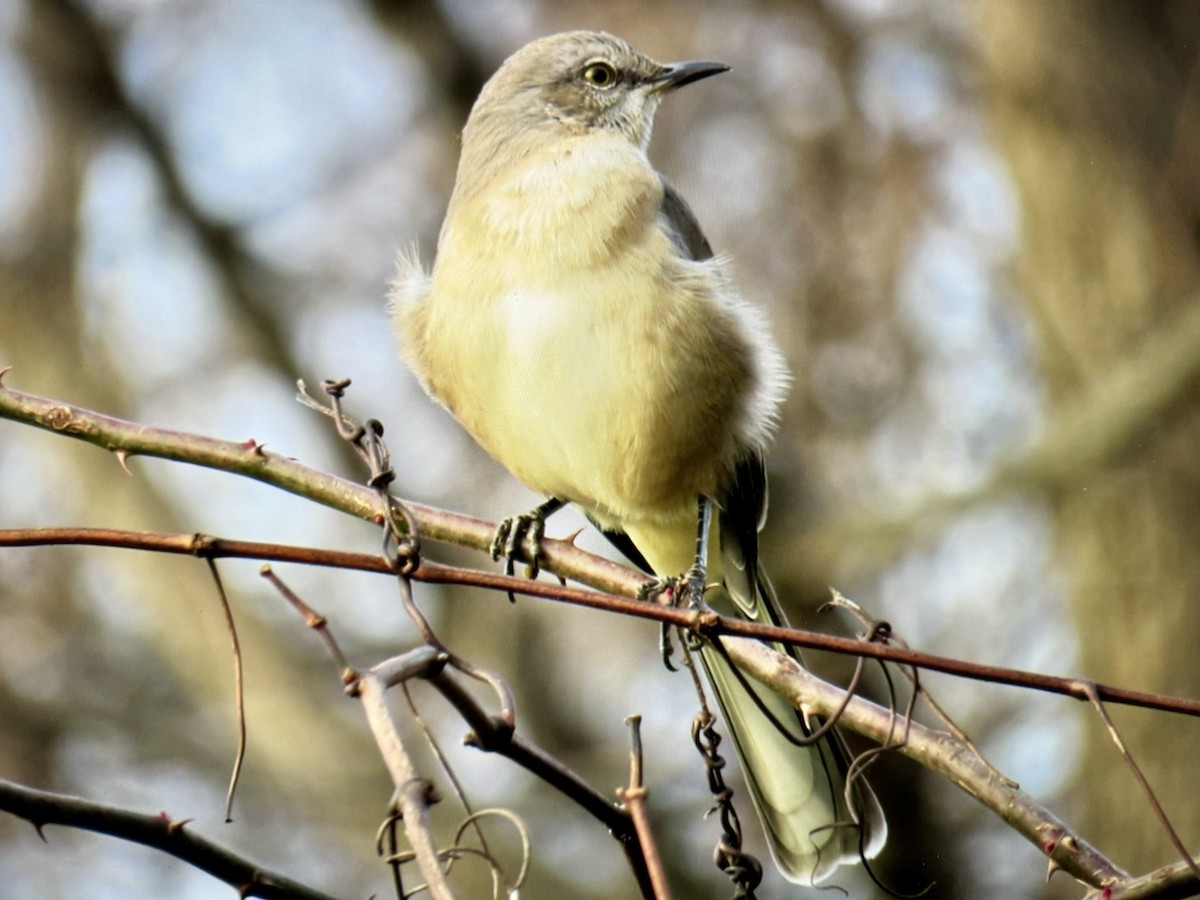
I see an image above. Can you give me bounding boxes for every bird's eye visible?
[582,62,617,89]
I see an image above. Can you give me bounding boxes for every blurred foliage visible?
[2,0,1200,898]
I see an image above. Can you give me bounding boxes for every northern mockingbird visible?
[392,30,886,885]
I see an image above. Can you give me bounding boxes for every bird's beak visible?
[650,60,730,92]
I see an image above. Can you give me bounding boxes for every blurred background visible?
[3,0,1200,897]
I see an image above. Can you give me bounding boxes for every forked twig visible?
[618,716,671,900]
[1077,680,1200,883]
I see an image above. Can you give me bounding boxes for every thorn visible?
[32,821,47,842]
[1045,857,1063,881]
[564,527,585,546]
[167,817,193,836]
[114,448,133,475]
[830,588,853,606]
[799,703,816,729]
[243,438,268,457]
[0,365,11,386]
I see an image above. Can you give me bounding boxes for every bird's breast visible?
[423,265,750,523]
[419,138,756,523]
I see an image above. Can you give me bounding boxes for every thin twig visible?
[202,559,247,824]
[619,716,670,900]
[260,565,355,681]
[828,590,1014,785]
[1078,681,1200,882]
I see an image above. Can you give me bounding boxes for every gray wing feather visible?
[660,178,715,262]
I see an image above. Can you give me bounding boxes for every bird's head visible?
[466,31,728,150]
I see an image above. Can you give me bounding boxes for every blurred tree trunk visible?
[2,0,384,817]
[977,0,1200,877]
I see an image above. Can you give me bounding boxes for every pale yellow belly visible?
[424,275,749,526]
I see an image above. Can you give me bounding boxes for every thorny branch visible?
[3,386,1200,718]
[0,778,337,900]
[6,383,1200,897]
[265,564,646,898]
[729,639,1131,891]
[5,522,1200,722]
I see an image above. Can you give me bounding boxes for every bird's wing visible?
[589,178,717,570]
[659,177,715,261]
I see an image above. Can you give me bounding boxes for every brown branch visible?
[357,654,453,900]
[0,382,639,596]
[8,385,1200,896]
[726,639,1130,892]
[5,523,1200,722]
[0,778,339,900]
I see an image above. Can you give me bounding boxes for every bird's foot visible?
[490,498,564,601]
[637,564,708,606]
[639,564,709,672]
[636,574,677,604]
[491,511,547,579]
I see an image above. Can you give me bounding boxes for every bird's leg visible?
[636,497,713,670]
[491,497,565,584]
[683,494,712,606]
[637,496,714,604]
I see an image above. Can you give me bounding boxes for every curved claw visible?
[491,511,548,579]
[659,621,679,672]
[638,574,704,673]
[636,568,708,607]
[636,575,677,603]
[489,499,564,602]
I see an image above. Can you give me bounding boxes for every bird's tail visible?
[698,564,887,884]
[617,455,886,883]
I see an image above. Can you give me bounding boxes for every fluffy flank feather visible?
[387,243,431,316]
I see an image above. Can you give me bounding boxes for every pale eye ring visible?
[582,62,617,89]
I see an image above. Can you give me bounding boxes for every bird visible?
[391,30,886,885]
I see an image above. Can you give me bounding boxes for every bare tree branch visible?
[357,652,454,900]
[0,778,339,900]
[4,519,1200,723]
[8,384,1200,897]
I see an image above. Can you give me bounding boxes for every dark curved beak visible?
[651,60,730,92]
